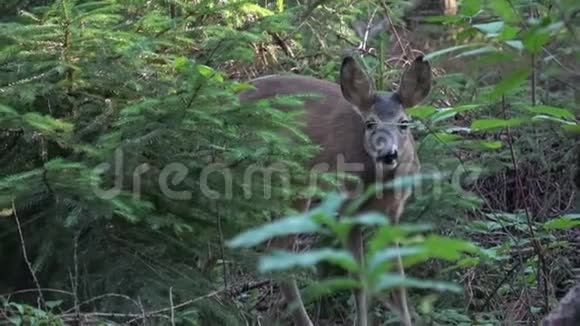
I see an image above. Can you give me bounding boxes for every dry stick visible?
[501,95,550,316]
[378,1,408,60]
[528,20,550,309]
[12,200,46,309]
[63,293,142,315]
[216,205,228,289]
[1,288,73,298]
[280,0,333,43]
[73,232,80,325]
[123,280,270,324]
[169,287,175,326]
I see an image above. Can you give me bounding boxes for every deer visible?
[239,55,432,326]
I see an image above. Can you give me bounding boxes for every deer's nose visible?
[378,149,398,164]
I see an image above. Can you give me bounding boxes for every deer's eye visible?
[365,120,377,130]
[399,120,410,130]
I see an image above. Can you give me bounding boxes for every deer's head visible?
[340,56,432,170]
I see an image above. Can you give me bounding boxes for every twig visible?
[121,280,270,324]
[216,205,228,289]
[480,259,525,311]
[169,287,175,326]
[501,95,550,315]
[12,200,46,308]
[379,1,408,59]
[73,232,80,325]
[63,293,142,315]
[1,288,73,298]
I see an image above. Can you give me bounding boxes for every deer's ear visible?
[340,56,375,113]
[398,56,432,108]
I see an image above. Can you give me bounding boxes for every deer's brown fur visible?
[239,56,432,326]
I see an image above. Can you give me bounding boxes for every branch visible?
[12,200,46,308]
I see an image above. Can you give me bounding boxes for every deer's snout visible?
[378,148,398,165]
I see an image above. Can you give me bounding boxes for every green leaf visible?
[196,64,224,82]
[368,223,434,253]
[259,249,359,273]
[562,124,580,133]
[174,56,192,72]
[490,0,520,23]
[367,246,425,278]
[543,215,580,230]
[227,214,320,248]
[0,104,19,116]
[504,40,524,50]
[531,115,576,125]
[423,235,478,260]
[522,28,550,54]
[373,274,462,294]
[22,113,73,134]
[45,300,63,309]
[240,3,274,17]
[333,212,389,242]
[462,140,503,149]
[487,68,530,99]
[460,0,481,16]
[429,133,463,143]
[429,104,481,124]
[423,44,484,61]
[526,105,575,120]
[407,106,437,119]
[471,118,525,130]
[7,315,22,326]
[498,25,519,40]
[455,46,498,58]
[231,82,256,93]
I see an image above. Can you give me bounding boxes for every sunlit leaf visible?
[531,115,576,125]
[490,0,520,23]
[473,21,503,34]
[424,43,484,61]
[407,106,437,119]
[196,64,224,82]
[498,24,519,40]
[543,215,580,230]
[174,56,191,72]
[526,105,575,120]
[455,46,498,58]
[231,82,256,93]
[461,0,482,16]
[471,118,525,130]
[429,133,463,143]
[522,27,550,54]
[429,104,481,123]
[562,124,580,133]
[504,40,524,50]
[227,215,320,248]
[461,140,503,149]
[258,249,359,272]
[423,235,478,260]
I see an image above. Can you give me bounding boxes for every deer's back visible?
[239,75,377,181]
